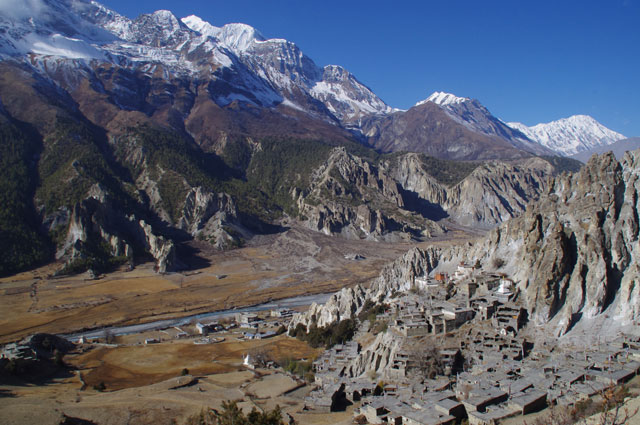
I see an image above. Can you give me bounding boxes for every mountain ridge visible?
[290,149,640,337]
[0,0,593,278]
[508,115,626,156]
[0,0,624,158]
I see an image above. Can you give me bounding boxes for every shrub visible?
[492,257,505,269]
[207,400,285,425]
[292,319,356,348]
[54,350,65,367]
[280,358,312,378]
[183,408,217,425]
[371,320,388,335]
[358,301,388,322]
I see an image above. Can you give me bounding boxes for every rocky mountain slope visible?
[359,95,554,161]
[291,150,640,336]
[418,92,550,156]
[293,147,436,242]
[508,115,626,156]
[570,137,640,163]
[385,154,562,228]
[0,0,584,277]
[0,0,567,162]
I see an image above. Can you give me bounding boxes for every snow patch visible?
[416,91,469,107]
[23,33,105,59]
[0,0,46,21]
[181,15,220,38]
[280,98,305,112]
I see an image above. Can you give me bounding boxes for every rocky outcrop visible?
[303,147,404,209]
[478,151,640,333]
[136,220,177,273]
[388,153,553,227]
[291,150,640,337]
[177,187,243,249]
[347,332,403,379]
[289,285,367,331]
[55,184,178,273]
[446,158,552,227]
[295,148,440,241]
[441,151,640,332]
[301,202,396,240]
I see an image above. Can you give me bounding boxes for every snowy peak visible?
[508,115,626,156]
[416,91,469,107]
[217,23,265,52]
[411,90,553,156]
[0,0,118,59]
[181,15,218,38]
[149,10,181,29]
[181,16,265,52]
[127,10,193,47]
[322,64,352,82]
[310,64,392,121]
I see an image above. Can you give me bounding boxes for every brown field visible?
[0,223,482,425]
[0,334,352,425]
[0,225,434,344]
[73,335,320,391]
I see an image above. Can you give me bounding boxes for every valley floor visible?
[0,223,484,424]
[0,224,457,344]
[0,334,347,425]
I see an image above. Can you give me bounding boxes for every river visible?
[60,292,331,341]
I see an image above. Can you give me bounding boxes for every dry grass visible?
[0,225,414,344]
[0,225,481,425]
[68,335,320,391]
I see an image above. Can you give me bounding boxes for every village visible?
[303,263,640,425]
[1,307,300,361]
[1,262,639,425]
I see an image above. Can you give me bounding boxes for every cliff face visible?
[420,150,640,333]
[293,148,560,241]
[478,151,640,333]
[295,148,441,241]
[177,187,242,249]
[289,285,368,330]
[55,184,179,273]
[291,151,640,336]
[388,154,553,228]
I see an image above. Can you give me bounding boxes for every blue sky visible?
[100,0,639,136]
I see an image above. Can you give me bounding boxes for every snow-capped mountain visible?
[0,0,115,59]
[181,16,264,53]
[2,0,617,162]
[0,0,390,123]
[310,65,394,122]
[180,16,391,121]
[416,91,468,107]
[508,115,626,156]
[415,91,553,156]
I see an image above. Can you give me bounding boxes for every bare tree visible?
[104,329,115,344]
[524,385,638,425]
[595,387,639,425]
[408,344,444,379]
[248,347,272,368]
